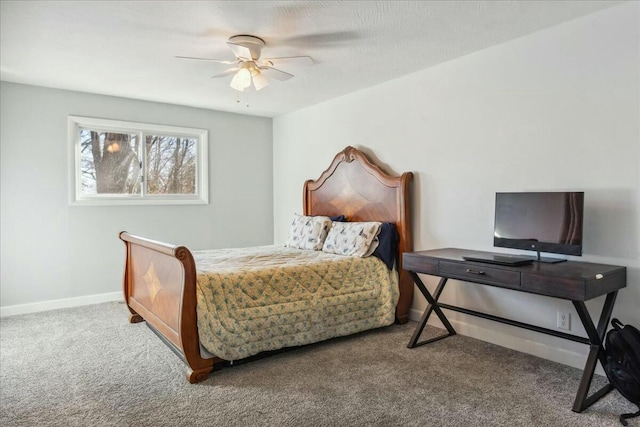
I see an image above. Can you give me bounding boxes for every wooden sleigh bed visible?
[120,146,413,383]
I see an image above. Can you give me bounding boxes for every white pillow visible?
[322,221,382,257]
[285,214,332,250]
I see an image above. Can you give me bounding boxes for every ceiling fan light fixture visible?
[230,67,252,91]
[252,71,269,91]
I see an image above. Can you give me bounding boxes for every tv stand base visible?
[536,256,567,264]
[535,248,567,263]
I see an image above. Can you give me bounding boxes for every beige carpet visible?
[0,301,637,426]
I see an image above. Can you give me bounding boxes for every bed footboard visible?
[119,231,222,383]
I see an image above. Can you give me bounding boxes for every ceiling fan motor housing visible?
[228,35,265,60]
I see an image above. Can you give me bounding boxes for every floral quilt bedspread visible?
[193,246,399,361]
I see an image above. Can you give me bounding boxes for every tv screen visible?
[493,192,584,257]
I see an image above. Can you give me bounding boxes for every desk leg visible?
[407,273,456,348]
[571,291,618,413]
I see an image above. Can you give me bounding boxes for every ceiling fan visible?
[177,35,314,92]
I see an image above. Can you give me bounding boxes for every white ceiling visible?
[0,1,623,117]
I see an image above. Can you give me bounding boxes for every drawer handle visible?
[466,268,486,275]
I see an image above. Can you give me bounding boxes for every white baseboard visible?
[0,292,122,318]
[408,308,605,375]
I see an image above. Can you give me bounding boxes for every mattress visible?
[193,245,399,360]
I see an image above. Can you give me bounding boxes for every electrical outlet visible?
[557,311,571,330]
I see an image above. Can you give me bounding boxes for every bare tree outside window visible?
[145,135,196,195]
[70,116,208,205]
[80,129,140,194]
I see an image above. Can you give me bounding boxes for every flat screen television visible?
[493,192,584,262]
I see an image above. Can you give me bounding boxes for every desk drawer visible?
[403,253,439,275]
[439,261,521,289]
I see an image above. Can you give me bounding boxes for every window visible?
[69,116,208,205]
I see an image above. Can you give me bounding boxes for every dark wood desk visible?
[403,248,627,413]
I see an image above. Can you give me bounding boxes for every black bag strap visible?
[620,408,640,426]
[612,318,624,331]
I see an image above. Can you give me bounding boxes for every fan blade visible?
[260,66,294,81]
[262,56,314,67]
[252,73,269,91]
[227,42,253,60]
[175,56,236,65]
[211,68,239,78]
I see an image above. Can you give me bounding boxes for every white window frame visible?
[68,116,208,206]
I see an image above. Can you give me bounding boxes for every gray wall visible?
[273,3,639,370]
[0,82,273,307]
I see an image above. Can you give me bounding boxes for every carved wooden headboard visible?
[303,146,414,323]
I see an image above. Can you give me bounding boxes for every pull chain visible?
[234,91,250,108]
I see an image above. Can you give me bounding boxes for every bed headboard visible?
[303,146,414,323]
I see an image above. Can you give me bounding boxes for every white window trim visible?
[68,116,208,206]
